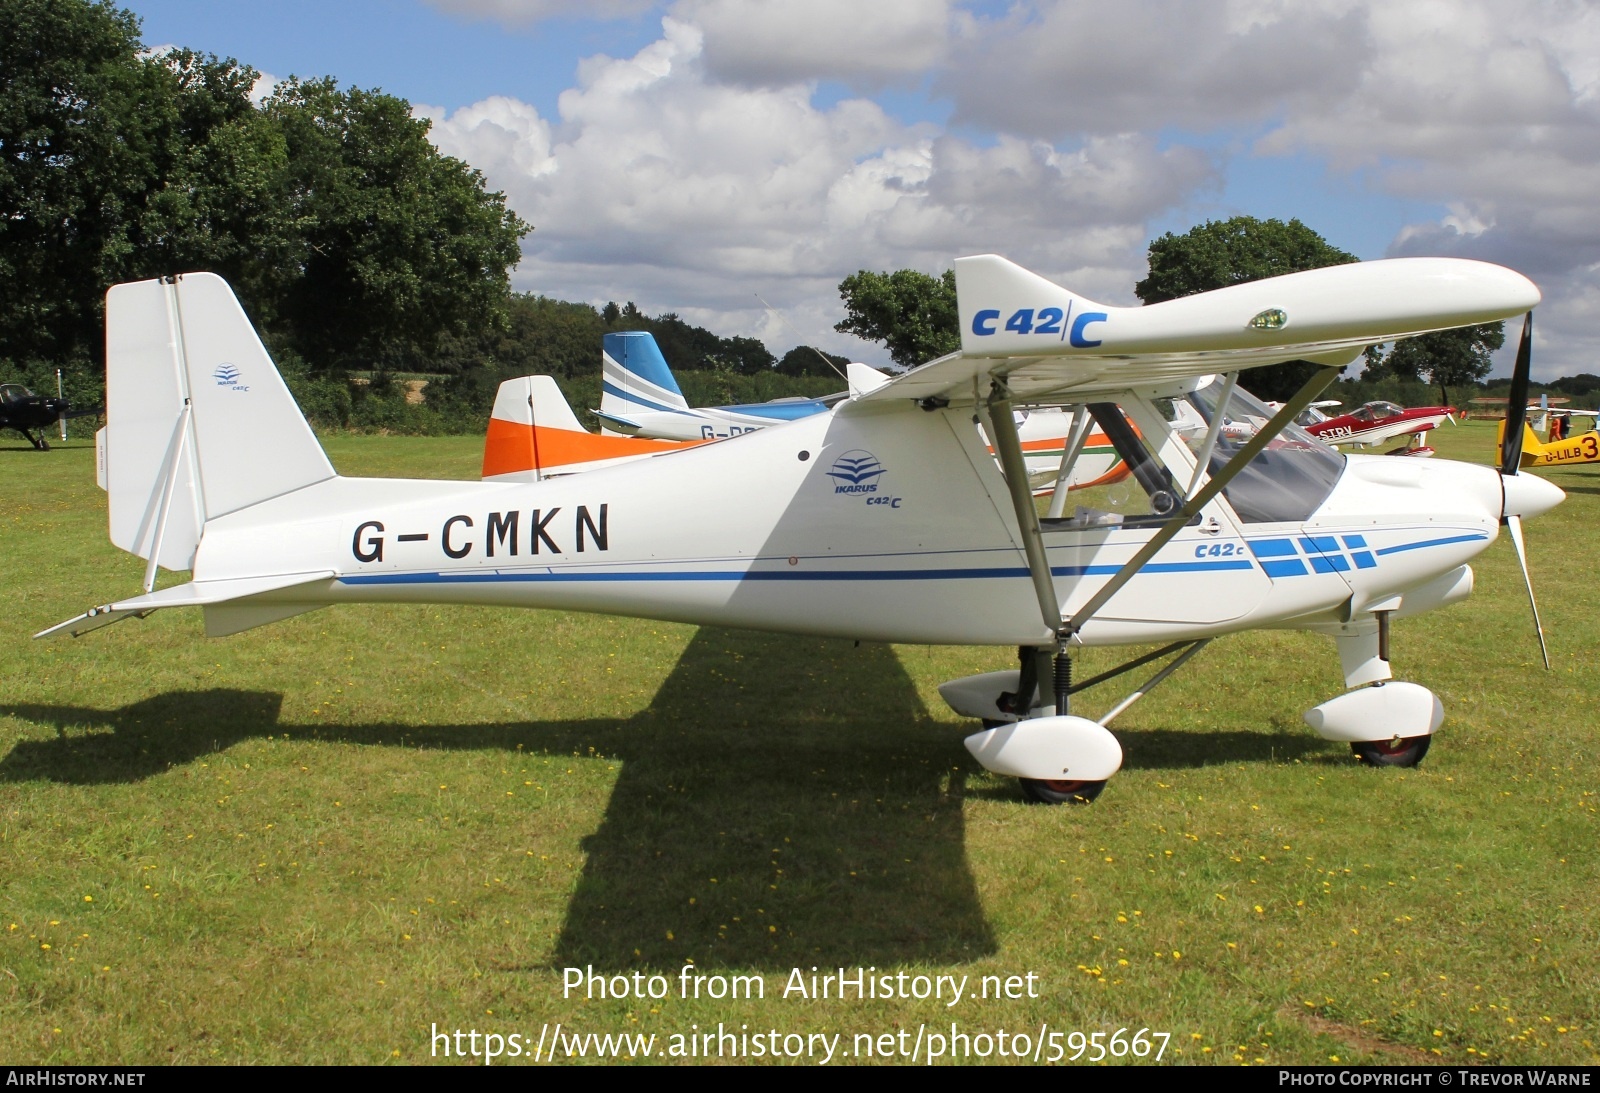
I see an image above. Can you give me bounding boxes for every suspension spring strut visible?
[1053,636,1073,716]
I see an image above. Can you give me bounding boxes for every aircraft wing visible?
[848,255,1540,408]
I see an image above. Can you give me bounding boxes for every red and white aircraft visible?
[1294,400,1455,455]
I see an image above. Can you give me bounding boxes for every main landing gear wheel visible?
[1020,778,1106,805]
[1350,735,1432,768]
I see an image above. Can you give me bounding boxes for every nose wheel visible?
[1020,778,1106,804]
[1350,734,1432,767]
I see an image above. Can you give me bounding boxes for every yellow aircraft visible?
[1498,414,1600,468]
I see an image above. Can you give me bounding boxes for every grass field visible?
[2,421,1597,1065]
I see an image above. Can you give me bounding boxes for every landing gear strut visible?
[1307,613,1443,766]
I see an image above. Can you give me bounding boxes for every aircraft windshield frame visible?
[1180,377,1346,524]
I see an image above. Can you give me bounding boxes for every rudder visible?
[599,331,689,435]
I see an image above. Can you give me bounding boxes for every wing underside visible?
[848,255,1541,409]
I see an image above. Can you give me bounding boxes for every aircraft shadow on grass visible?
[2,627,1324,967]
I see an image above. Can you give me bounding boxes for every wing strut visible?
[1186,372,1238,500]
[1045,406,1094,519]
[983,365,1339,715]
[980,384,1062,639]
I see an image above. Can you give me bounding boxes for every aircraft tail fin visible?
[483,374,701,481]
[1498,417,1545,467]
[1522,421,1544,467]
[599,331,688,435]
[104,274,335,574]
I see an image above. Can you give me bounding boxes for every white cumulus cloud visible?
[1249,0,1600,376]
[677,0,955,86]
[419,16,1212,362]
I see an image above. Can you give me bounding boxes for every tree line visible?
[0,0,846,431]
[6,2,1582,437]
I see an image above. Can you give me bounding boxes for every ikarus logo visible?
[827,450,884,492]
[213,363,249,391]
[826,449,901,509]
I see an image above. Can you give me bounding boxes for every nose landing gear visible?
[1310,615,1442,768]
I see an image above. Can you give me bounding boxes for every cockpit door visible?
[1039,396,1272,627]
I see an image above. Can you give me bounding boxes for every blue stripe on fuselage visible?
[338,557,1257,587]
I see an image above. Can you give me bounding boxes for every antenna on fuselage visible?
[754,293,849,382]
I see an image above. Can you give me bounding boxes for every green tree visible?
[777,345,849,378]
[0,0,160,367]
[834,268,959,369]
[1,0,531,389]
[1137,217,1359,400]
[260,77,530,373]
[1375,323,1504,408]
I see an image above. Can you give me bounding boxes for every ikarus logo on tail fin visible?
[825,449,901,508]
[212,363,249,391]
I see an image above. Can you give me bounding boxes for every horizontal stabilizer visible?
[36,571,336,640]
[590,408,643,434]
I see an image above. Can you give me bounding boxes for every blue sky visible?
[120,1,1600,379]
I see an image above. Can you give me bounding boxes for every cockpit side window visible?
[1041,401,1190,530]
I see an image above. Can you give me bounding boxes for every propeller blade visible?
[58,410,67,441]
[1500,312,1533,476]
[1504,513,1550,670]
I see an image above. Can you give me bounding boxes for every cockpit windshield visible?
[1181,377,1345,523]
[0,383,32,406]
[1352,402,1401,423]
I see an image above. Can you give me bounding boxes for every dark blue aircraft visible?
[0,383,99,450]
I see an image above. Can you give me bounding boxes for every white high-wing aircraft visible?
[41,256,1561,805]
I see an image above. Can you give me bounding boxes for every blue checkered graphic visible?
[1249,534,1378,578]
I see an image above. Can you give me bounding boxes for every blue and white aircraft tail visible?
[595,331,843,441]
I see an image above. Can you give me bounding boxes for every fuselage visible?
[194,394,1508,648]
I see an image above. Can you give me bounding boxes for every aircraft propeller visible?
[1497,312,1551,669]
